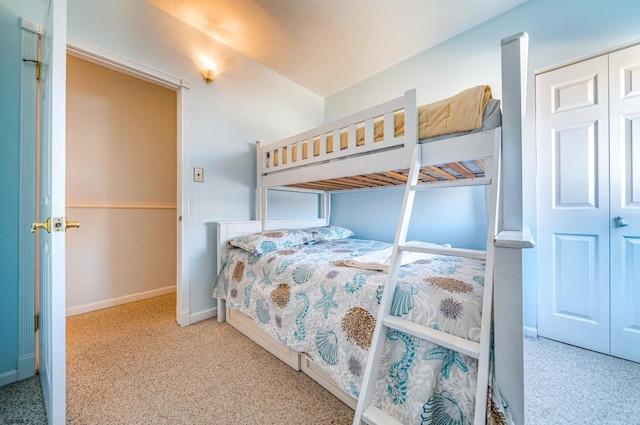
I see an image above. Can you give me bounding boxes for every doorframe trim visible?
[66,37,192,326]
[536,38,640,76]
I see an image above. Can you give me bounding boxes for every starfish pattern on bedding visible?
[314,285,339,319]
[423,346,469,379]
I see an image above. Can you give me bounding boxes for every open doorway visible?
[64,39,190,326]
[65,54,177,316]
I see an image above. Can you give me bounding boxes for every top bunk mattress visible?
[260,86,501,192]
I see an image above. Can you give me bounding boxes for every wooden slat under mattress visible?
[287,160,485,192]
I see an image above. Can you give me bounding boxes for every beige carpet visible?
[66,293,354,424]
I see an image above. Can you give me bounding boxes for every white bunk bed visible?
[214,33,533,424]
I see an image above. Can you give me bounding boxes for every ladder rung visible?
[398,243,487,260]
[383,316,481,359]
[411,176,491,190]
[362,405,403,425]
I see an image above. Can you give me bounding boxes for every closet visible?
[536,43,640,363]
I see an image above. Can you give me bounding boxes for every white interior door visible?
[536,55,611,354]
[609,44,640,363]
[36,0,67,423]
[538,44,640,363]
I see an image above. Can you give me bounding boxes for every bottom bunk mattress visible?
[213,233,507,424]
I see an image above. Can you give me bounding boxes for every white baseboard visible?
[524,326,538,339]
[178,309,191,327]
[0,369,18,387]
[189,307,217,324]
[66,286,176,317]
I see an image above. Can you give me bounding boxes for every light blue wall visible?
[326,0,640,333]
[331,187,488,249]
[0,3,22,379]
[0,0,45,384]
[266,190,322,220]
[67,0,325,319]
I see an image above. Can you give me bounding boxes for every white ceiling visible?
[147,0,527,97]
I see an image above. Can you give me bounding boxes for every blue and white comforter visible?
[213,238,508,424]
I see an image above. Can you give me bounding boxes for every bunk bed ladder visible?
[353,138,501,425]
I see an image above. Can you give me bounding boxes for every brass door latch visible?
[31,217,80,233]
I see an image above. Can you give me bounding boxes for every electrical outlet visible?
[194,167,204,182]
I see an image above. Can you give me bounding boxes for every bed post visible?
[403,89,418,164]
[216,222,228,323]
[500,33,528,232]
[256,140,268,229]
[494,32,533,425]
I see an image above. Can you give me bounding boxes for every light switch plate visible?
[194,167,204,182]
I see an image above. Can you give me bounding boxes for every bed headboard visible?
[216,218,328,271]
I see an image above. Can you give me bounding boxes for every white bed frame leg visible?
[217,298,226,322]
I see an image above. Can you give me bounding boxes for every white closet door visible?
[536,56,611,353]
[609,44,640,363]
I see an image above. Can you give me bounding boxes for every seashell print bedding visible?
[213,238,508,424]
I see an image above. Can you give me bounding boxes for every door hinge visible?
[34,313,40,332]
[22,59,42,80]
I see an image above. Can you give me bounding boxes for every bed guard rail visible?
[257,90,418,179]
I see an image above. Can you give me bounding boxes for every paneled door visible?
[537,44,640,363]
[537,55,610,354]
